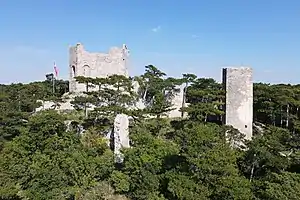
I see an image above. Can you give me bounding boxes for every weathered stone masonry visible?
[37,44,255,161]
[222,67,253,140]
[69,43,129,93]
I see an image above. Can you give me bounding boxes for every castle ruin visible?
[37,44,254,142]
[222,67,253,140]
[69,43,129,93]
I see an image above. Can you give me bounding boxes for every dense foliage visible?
[1,66,300,200]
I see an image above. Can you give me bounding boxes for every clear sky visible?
[0,0,299,84]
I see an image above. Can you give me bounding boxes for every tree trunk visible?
[143,87,147,100]
[250,154,256,182]
[85,82,89,118]
[272,111,275,126]
[250,164,255,182]
[181,83,187,118]
[280,106,283,127]
[294,107,299,134]
[18,93,21,112]
[286,104,289,128]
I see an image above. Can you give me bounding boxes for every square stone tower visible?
[222,67,253,140]
[69,43,129,93]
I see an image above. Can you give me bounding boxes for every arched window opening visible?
[72,66,76,78]
[83,65,91,77]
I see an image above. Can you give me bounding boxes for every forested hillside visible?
[1,65,300,200]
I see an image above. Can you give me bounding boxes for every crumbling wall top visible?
[70,43,128,56]
[223,66,252,71]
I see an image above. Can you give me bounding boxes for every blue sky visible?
[0,0,300,84]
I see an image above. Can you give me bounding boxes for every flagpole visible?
[53,61,57,94]
[52,75,55,94]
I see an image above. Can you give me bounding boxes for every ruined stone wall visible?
[168,84,186,118]
[223,67,253,140]
[69,43,129,93]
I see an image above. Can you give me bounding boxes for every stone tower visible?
[222,67,253,140]
[69,43,129,93]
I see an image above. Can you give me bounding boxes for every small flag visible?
[54,62,58,77]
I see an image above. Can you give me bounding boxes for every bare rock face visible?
[113,114,130,163]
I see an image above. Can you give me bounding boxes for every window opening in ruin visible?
[83,65,90,77]
[71,66,76,79]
